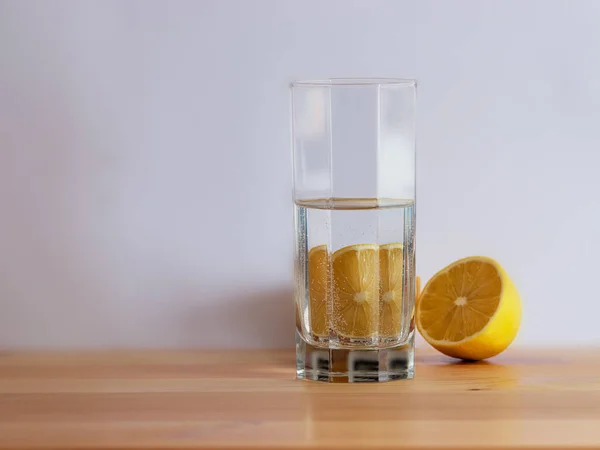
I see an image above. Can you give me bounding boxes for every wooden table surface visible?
[0,348,599,449]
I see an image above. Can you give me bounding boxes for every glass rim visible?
[290,77,416,87]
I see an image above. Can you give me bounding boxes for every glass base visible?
[296,330,414,382]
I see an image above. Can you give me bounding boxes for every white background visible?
[1,0,598,348]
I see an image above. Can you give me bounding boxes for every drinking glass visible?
[291,78,417,382]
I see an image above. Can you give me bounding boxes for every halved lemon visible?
[332,244,379,338]
[416,256,521,360]
[308,245,330,337]
[379,243,404,337]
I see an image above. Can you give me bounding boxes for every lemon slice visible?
[379,243,404,337]
[332,244,379,338]
[416,256,521,360]
[308,245,330,337]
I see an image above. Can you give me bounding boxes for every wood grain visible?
[0,348,599,449]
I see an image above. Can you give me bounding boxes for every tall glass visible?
[291,78,416,382]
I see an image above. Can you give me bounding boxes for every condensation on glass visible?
[291,78,417,382]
